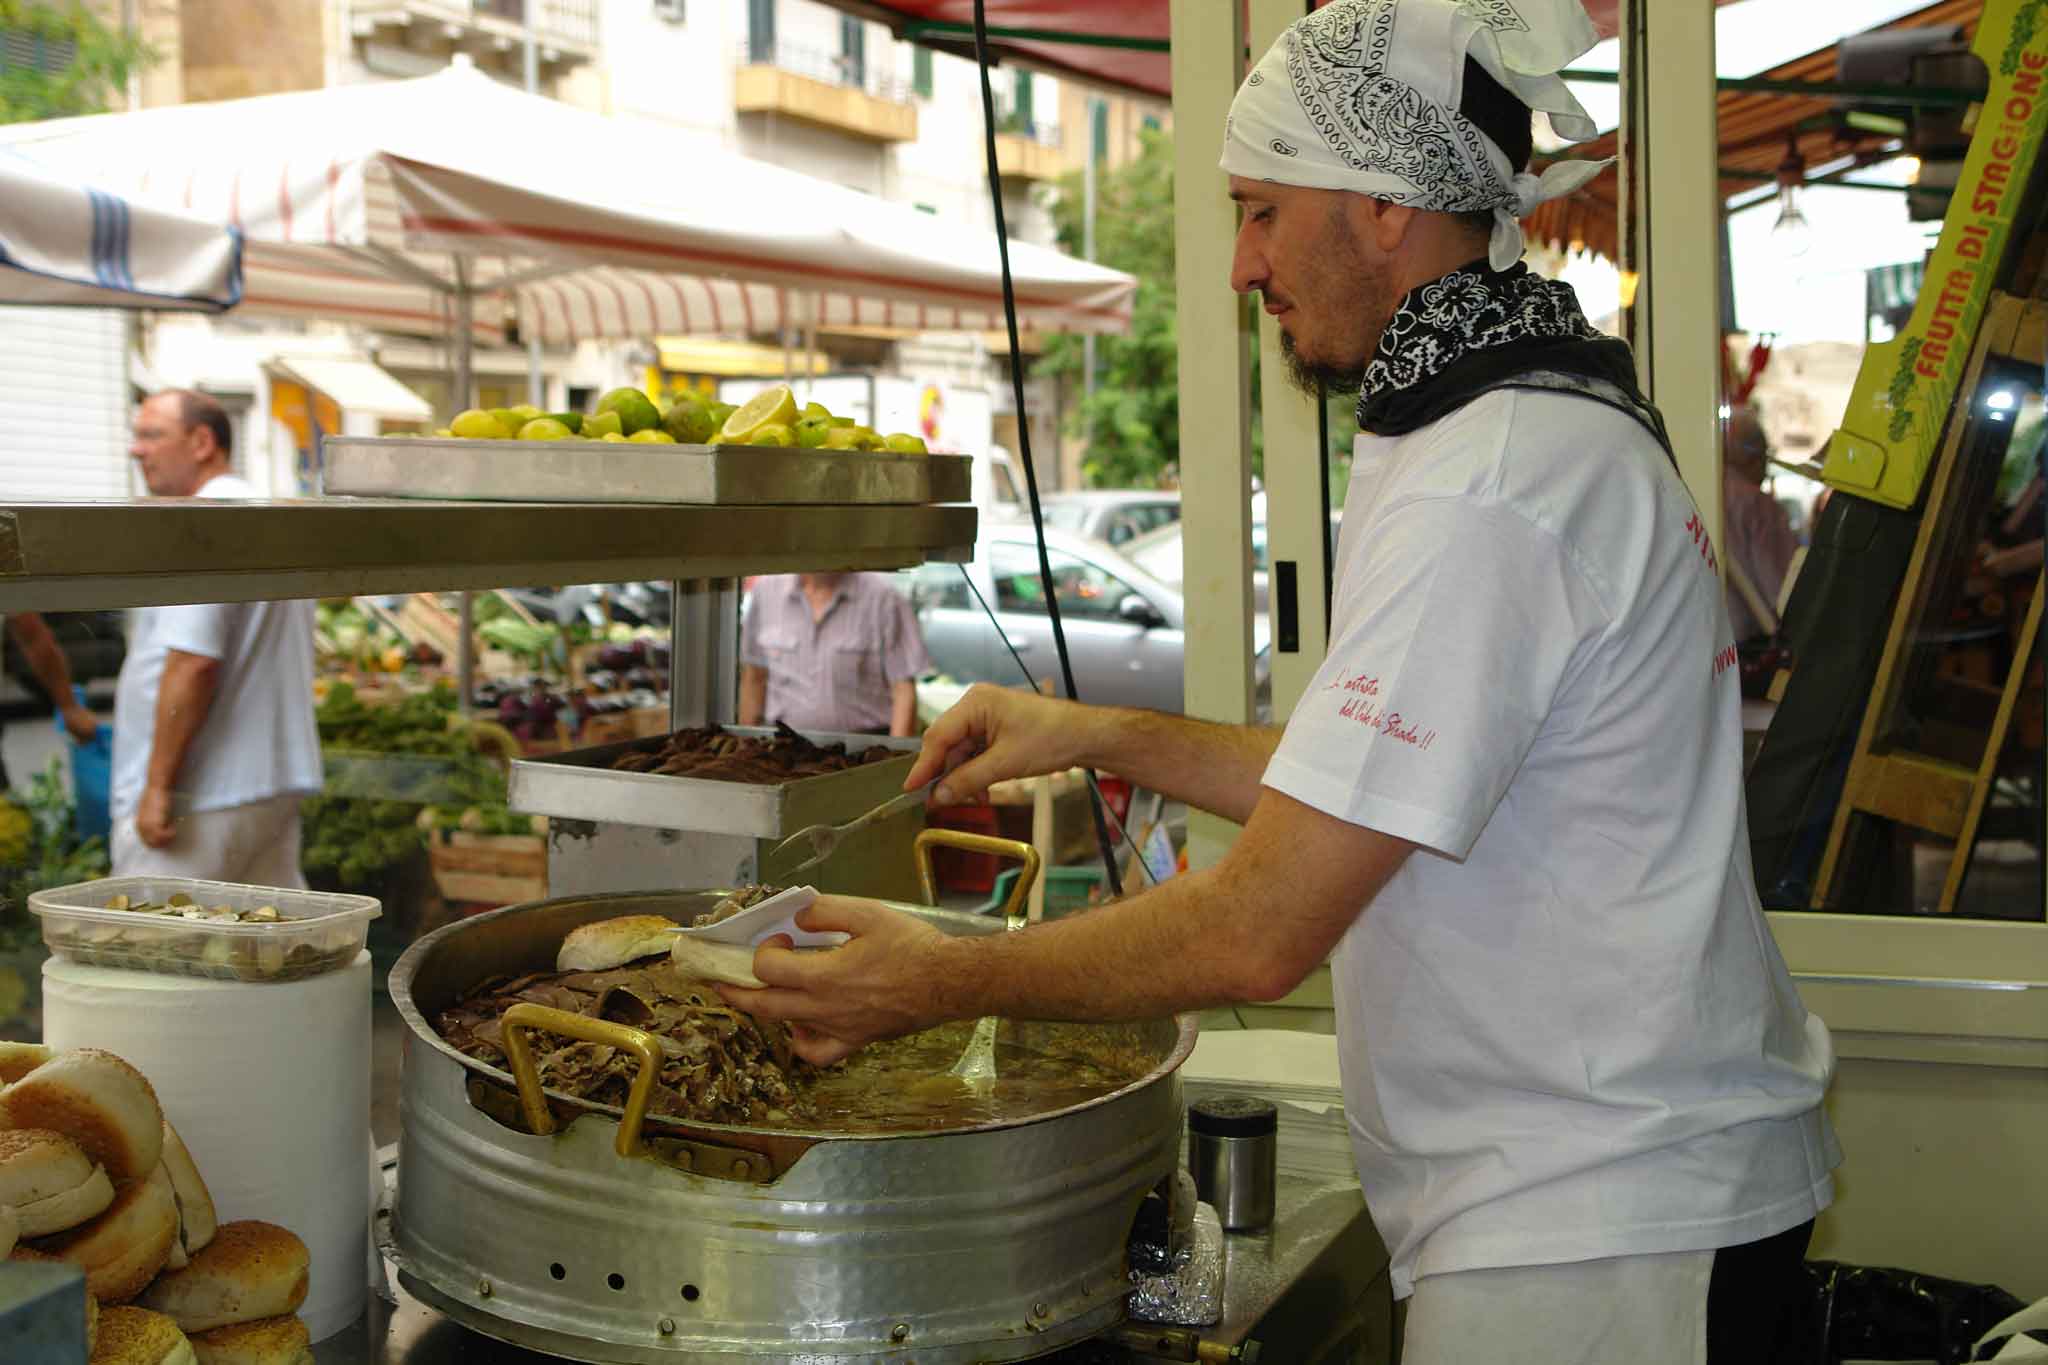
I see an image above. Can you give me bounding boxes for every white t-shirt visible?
[112,474,322,821]
[1264,390,1839,1299]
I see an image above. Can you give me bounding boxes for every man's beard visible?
[1279,328,1365,399]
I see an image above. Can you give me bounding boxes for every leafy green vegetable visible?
[0,759,111,950]
[301,681,528,891]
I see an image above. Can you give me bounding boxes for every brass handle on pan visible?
[499,1003,663,1160]
[913,827,1041,927]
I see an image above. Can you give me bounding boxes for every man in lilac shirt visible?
[738,574,931,737]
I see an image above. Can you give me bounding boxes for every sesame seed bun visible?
[0,1040,55,1084]
[136,1222,309,1334]
[0,1049,164,1185]
[188,1314,313,1365]
[90,1305,195,1365]
[158,1122,217,1258]
[33,1169,179,1302]
[0,1128,116,1236]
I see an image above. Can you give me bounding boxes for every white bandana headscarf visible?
[1221,0,1610,270]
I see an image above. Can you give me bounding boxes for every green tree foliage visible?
[0,2,156,125]
[1036,126,1358,500]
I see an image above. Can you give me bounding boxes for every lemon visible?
[846,425,885,452]
[432,428,454,437]
[660,398,716,445]
[451,408,512,440]
[719,384,799,444]
[596,387,662,436]
[599,432,630,442]
[883,432,929,455]
[628,429,677,444]
[794,415,833,448]
[828,415,856,429]
[517,417,575,441]
[822,427,865,451]
[749,423,795,447]
[508,404,544,425]
[489,407,525,433]
[801,401,833,421]
[581,410,624,440]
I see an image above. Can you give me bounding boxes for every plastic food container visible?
[29,876,381,983]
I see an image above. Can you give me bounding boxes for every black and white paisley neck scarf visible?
[1356,260,1674,461]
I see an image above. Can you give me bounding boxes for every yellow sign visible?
[1821,0,2048,508]
[269,378,341,451]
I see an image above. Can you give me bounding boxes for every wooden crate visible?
[429,831,548,908]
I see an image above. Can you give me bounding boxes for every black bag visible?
[1775,1261,2028,1364]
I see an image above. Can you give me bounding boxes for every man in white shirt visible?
[111,390,322,886]
[718,4,1838,1363]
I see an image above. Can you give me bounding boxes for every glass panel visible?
[746,0,774,64]
[912,45,932,98]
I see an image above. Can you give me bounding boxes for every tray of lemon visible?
[323,385,971,505]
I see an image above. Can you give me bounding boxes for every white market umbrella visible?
[0,155,241,312]
[0,60,1135,403]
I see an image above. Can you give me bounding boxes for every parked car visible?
[0,610,124,719]
[994,490,1182,549]
[1120,511,1344,617]
[903,525,1268,716]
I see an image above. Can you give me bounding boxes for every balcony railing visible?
[994,109,1063,150]
[736,39,914,107]
[350,0,599,58]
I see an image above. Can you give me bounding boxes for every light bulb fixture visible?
[1772,138,1812,259]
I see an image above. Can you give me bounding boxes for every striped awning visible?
[0,61,1134,346]
[0,155,241,312]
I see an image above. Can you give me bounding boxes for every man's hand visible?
[60,702,98,745]
[905,684,1096,805]
[715,897,956,1065]
[135,785,178,849]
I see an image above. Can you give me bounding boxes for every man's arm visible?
[5,613,96,741]
[906,684,1281,824]
[888,677,918,738]
[737,664,769,727]
[726,788,1413,1062]
[135,648,221,848]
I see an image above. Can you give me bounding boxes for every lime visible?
[846,425,885,452]
[801,401,833,421]
[580,410,624,440]
[661,398,716,445]
[432,428,454,437]
[822,427,864,451]
[596,387,662,435]
[794,415,832,448]
[599,432,630,442]
[488,407,525,434]
[543,411,584,434]
[883,432,929,455]
[517,418,575,441]
[628,429,677,444]
[749,423,795,447]
[719,384,799,443]
[828,415,856,429]
[451,408,512,440]
[708,400,737,428]
[507,404,544,425]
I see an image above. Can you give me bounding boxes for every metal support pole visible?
[1082,96,1099,407]
[1626,0,1723,548]
[457,590,475,717]
[452,259,475,412]
[1249,0,1330,723]
[669,579,740,730]
[1169,0,1255,870]
[524,7,546,407]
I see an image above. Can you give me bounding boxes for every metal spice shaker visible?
[1187,1095,1278,1231]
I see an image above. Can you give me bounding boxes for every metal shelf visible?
[0,498,977,611]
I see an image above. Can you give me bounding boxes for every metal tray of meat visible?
[506,726,920,837]
[322,437,971,505]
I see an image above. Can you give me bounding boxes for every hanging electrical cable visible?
[969,0,1124,897]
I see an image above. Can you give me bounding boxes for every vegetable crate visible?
[976,866,1105,920]
[428,830,548,909]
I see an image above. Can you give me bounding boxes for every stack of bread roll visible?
[0,1042,313,1365]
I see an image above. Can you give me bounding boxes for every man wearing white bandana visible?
[723,2,1839,1359]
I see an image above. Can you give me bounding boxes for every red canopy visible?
[824,1,1716,99]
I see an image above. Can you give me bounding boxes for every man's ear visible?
[1367,199,1419,254]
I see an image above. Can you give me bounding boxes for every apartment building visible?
[5,1,1164,495]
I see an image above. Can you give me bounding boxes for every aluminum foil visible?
[1127,1201,1224,1326]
